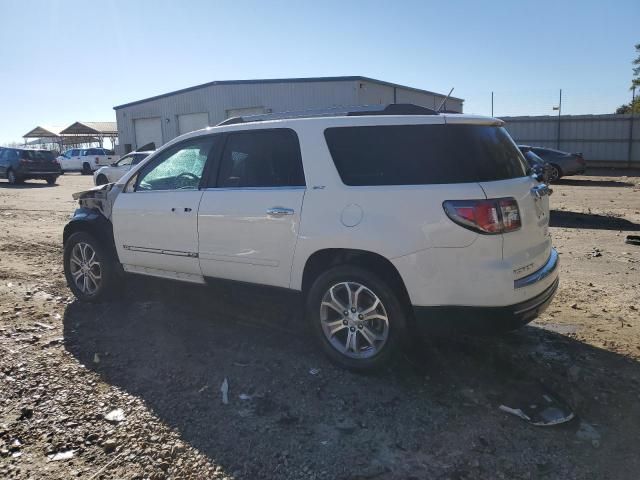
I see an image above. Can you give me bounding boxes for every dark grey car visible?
[519,146,586,182]
[0,147,61,185]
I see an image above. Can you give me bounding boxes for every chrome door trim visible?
[123,245,198,258]
[514,248,559,289]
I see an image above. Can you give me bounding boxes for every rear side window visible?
[214,129,304,188]
[324,125,527,186]
[23,150,54,161]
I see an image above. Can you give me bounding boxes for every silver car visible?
[520,146,586,182]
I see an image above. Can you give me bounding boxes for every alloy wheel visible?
[69,242,102,295]
[320,282,390,359]
[549,165,560,182]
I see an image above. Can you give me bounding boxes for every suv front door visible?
[112,136,217,280]
[198,128,306,288]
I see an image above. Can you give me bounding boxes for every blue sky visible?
[0,0,638,144]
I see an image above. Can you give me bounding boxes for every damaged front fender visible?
[71,182,123,219]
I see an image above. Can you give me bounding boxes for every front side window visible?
[136,137,215,191]
[70,149,80,157]
[214,129,304,188]
[116,154,133,167]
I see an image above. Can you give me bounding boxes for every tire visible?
[82,163,92,175]
[46,176,58,185]
[95,174,108,185]
[548,164,562,182]
[306,265,408,371]
[64,232,117,303]
[7,169,20,185]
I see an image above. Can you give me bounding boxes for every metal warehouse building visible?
[113,76,463,154]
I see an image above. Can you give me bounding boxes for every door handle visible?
[171,207,193,212]
[267,207,294,217]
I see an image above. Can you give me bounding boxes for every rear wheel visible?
[306,265,407,371]
[96,174,108,185]
[64,232,116,302]
[82,162,92,175]
[46,176,57,185]
[548,164,562,182]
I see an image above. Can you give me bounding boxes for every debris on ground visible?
[221,377,229,405]
[104,408,125,423]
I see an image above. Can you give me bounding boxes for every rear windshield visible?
[324,125,528,186]
[23,150,54,161]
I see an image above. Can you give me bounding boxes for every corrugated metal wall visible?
[115,79,463,153]
[356,80,464,113]
[501,114,639,166]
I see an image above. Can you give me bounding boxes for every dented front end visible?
[71,183,123,219]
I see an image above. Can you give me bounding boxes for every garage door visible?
[226,107,265,119]
[178,112,210,135]
[134,117,163,150]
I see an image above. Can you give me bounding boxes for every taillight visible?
[443,198,521,234]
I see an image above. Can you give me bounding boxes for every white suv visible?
[63,105,558,370]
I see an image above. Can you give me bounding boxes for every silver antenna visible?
[437,88,454,112]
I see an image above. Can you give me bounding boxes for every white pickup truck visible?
[57,148,119,174]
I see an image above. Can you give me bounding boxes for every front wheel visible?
[306,265,408,371]
[82,162,92,175]
[64,232,116,302]
[95,174,108,185]
[7,169,21,185]
[46,176,58,185]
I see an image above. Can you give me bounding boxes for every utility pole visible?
[555,89,562,149]
[629,86,636,168]
[491,91,494,117]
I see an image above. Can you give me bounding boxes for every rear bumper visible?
[413,277,559,335]
[412,249,559,335]
[16,168,60,177]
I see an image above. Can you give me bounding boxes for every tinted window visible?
[23,150,55,161]
[215,129,304,188]
[71,149,80,156]
[132,153,148,165]
[324,125,527,186]
[137,137,215,191]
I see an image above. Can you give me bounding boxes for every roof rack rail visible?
[216,103,439,126]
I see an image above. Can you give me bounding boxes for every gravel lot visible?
[1,171,640,479]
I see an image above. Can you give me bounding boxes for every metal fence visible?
[500,114,638,168]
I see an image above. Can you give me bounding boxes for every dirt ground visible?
[1,171,639,480]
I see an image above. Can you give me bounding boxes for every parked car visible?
[0,147,61,185]
[57,148,120,174]
[518,146,551,183]
[519,146,586,181]
[62,104,558,371]
[93,151,153,185]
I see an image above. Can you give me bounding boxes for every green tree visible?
[633,43,640,89]
[615,43,640,113]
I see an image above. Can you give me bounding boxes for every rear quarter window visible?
[324,124,527,186]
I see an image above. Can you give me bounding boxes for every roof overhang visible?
[59,121,117,136]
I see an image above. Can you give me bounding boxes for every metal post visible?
[556,89,562,149]
[629,86,636,168]
[491,91,494,117]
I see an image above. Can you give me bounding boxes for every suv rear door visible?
[197,128,306,288]
[444,117,552,276]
